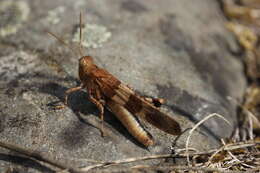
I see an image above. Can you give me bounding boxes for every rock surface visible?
[0,0,246,172]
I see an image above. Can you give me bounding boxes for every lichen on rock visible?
[0,1,30,37]
[45,6,66,25]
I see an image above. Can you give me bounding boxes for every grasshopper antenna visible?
[46,31,80,57]
[79,12,84,57]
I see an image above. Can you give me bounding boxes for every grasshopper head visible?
[78,56,95,81]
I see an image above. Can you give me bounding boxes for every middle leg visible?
[88,87,106,136]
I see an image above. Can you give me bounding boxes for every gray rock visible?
[0,0,246,172]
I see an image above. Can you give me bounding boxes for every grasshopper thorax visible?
[79,56,95,81]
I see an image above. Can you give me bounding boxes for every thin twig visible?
[0,141,82,173]
[79,154,177,171]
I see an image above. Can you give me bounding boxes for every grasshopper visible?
[48,13,181,146]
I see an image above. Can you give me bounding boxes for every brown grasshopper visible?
[47,13,181,146]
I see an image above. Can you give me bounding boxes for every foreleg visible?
[55,84,83,109]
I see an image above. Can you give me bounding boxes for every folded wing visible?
[93,68,181,136]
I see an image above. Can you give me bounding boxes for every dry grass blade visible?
[79,141,259,171]
[0,140,259,172]
[227,96,260,128]
[185,113,232,165]
[131,165,246,173]
[220,139,256,170]
[208,142,227,164]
